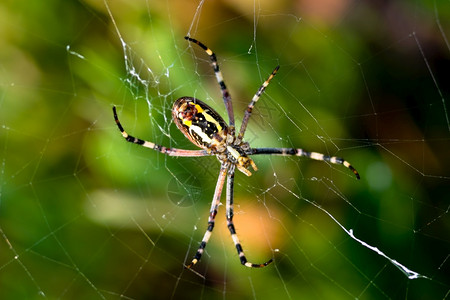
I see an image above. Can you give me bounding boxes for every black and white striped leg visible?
[226,165,273,268]
[184,36,235,128]
[186,164,228,269]
[249,147,360,179]
[237,66,280,142]
[113,106,209,157]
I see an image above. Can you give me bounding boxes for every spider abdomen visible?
[172,97,228,149]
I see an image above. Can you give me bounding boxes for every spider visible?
[112,36,360,269]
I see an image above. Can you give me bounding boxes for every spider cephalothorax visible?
[113,36,360,269]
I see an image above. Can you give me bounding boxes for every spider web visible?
[1,0,449,299]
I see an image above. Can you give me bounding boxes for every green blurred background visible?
[1,0,449,299]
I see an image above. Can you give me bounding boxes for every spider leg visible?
[185,36,235,129]
[186,164,228,269]
[237,66,279,142]
[226,165,273,268]
[249,147,360,179]
[113,106,209,157]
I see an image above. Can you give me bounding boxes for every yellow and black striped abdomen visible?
[172,97,228,149]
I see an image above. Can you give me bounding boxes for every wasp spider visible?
[113,36,360,269]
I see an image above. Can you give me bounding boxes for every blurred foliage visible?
[1,0,449,299]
